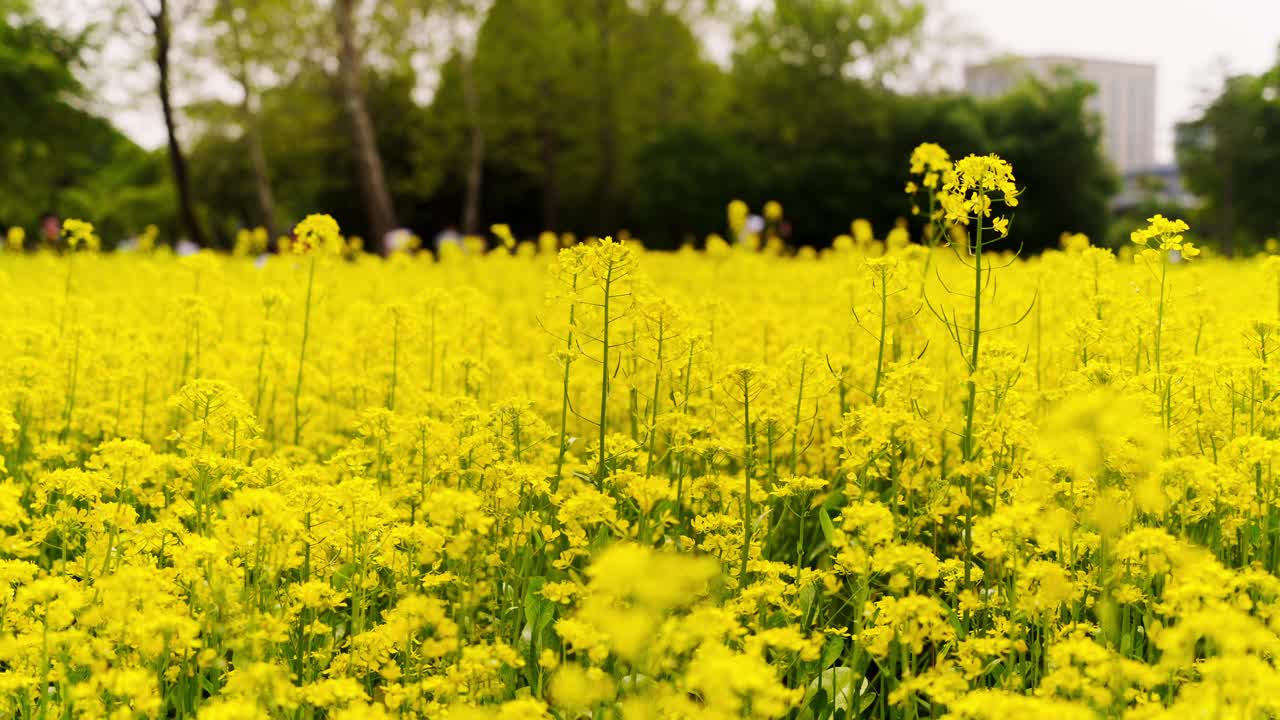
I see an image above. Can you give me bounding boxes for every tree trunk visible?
[462,127,485,235]
[153,0,209,248]
[460,53,484,236]
[335,0,398,252]
[1223,158,1235,258]
[243,99,280,241]
[229,13,279,239]
[593,0,617,234]
[538,91,559,232]
[654,4,673,126]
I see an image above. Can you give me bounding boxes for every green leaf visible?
[332,562,358,591]
[799,582,816,617]
[620,673,653,693]
[819,509,836,545]
[818,635,844,670]
[803,666,868,714]
[523,577,547,629]
[522,577,556,649]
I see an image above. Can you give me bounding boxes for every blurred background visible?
[3,0,1279,254]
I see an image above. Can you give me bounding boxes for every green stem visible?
[1155,256,1168,380]
[741,381,754,583]
[388,310,399,410]
[293,256,317,446]
[645,318,664,477]
[596,263,614,487]
[553,276,578,491]
[792,359,806,473]
[873,278,887,404]
[961,204,984,620]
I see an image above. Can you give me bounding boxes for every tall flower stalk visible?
[924,152,1025,626]
[1131,214,1198,431]
[289,213,342,446]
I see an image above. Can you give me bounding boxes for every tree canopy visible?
[1177,51,1280,255]
[0,6,171,243]
[5,0,1125,254]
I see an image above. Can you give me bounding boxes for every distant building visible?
[965,56,1157,174]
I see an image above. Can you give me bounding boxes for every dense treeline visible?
[0,8,174,242]
[11,0,1269,254]
[1176,55,1280,255]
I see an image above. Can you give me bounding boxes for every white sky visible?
[68,0,1280,164]
[941,0,1280,162]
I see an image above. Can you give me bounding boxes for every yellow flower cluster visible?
[6,226,24,251]
[290,213,343,255]
[907,141,951,192]
[938,154,1019,237]
[60,218,100,252]
[728,199,749,235]
[1131,213,1199,261]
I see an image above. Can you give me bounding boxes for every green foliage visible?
[673,0,1112,252]
[981,75,1118,253]
[0,9,172,244]
[0,13,81,132]
[669,69,1110,252]
[56,138,176,247]
[1177,53,1280,254]
[190,69,431,247]
[632,124,761,245]
[411,0,727,239]
[733,0,925,89]
[5,0,1121,253]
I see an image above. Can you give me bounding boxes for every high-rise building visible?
[965,56,1157,173]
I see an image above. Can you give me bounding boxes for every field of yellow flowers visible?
[2,148,1279,719]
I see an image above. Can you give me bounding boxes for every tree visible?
[1178,53,1280,255]
[0,6,84,221]
[465,0,589,233]
[589,0,619,231]
[631,124,760,246]
[334,0,399,250]
[979,74,1117,253]
[205,0,298,239]
[443,0,493,236]
[0,4,173,244]
[189,64,431,246]
[190,0,421,245]
[723,0,927,244]
[732,0,926,106]
[0,5,82,133]
[58,137,177,246]
[17,0,1121,253]
[416,0,724,237]
[135,0,210,247]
